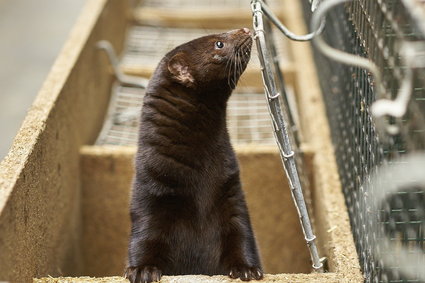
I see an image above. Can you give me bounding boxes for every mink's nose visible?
[227,28,252,36]
[242,28,251,35]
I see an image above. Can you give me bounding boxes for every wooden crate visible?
[0,0,362,282]
[120,25,295,92]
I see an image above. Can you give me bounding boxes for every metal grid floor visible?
[96,85,143,146]
[96,85,276,146]
[121,25,291,77]
[99,24,293,147]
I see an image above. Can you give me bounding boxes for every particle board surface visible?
[79,145,312,276]
[34,273,342,283]
[0,0,130,282]
[282,0,363,281]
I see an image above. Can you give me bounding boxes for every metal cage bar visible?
[251,0,324,272]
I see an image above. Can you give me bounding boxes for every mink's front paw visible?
[125,265,162,283]
[229,265,263,281]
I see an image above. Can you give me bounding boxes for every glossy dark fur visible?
[125,28,263,283]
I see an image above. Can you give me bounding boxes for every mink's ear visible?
[167,53,195,87]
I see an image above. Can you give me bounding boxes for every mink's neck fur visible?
[137,75,232,201]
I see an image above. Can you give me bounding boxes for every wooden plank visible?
[0,0,130,282]
[282,0,363,281]
[79,144,312,276]
[34,273,341,283]
[133,7,285,29]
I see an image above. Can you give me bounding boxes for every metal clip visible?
[268,92,280,99]
[305,235,317,244]
[251,0,324,42]
[283,150,295,159]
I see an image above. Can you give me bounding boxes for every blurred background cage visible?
[301,0,425,282]
[0,0,367,281]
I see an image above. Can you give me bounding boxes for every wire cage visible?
[96,85,276,146]
[93,0,302,148]
[97,15,296,147]
[96,0,322,273]
[121,25,292,88]
[301,0,425,282]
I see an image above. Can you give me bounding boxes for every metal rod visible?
[251,0,324,272]
[257,0,324,42]
[262,13,300,148]
[97,40,149,89]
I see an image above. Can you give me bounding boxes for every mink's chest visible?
[152,193,226,275]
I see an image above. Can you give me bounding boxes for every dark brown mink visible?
[125,28,263,283]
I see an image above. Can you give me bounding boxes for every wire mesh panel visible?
[121,25,292,84]
[302,0,425,282]
[98,24,294,147]
[227,92,276,144]
[122,27,223,71]
[96,84,275,146]
[96,85,143,146]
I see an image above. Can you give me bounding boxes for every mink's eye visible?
[215,41,224,49]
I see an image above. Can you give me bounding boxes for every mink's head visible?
[166,28,253,90]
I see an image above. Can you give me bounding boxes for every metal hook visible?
[371,42,422,118]
[310,0,323,12]
[251,0,325,42]
[311,0,415,130]
[97,40,149,89]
